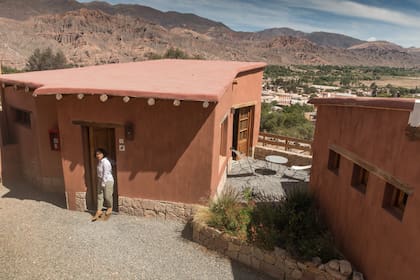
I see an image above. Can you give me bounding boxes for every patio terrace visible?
[226,157,310,202]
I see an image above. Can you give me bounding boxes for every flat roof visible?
[309,97,416,111]
[0,59,266,102]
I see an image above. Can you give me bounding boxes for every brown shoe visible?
[91,210,103,222]
[105,208,113,216]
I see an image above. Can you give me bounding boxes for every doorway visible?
[83,126,118,211]
[232,106,254,157]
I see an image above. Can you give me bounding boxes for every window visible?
[383,183,409,220]
[351,164,369,193]
[328,149,340,174]
[219,117,228,157]
[13,108,31,128]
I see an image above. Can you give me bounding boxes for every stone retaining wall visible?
[255,146,312,167]
[192,221,364,280]
[118,196,198,222]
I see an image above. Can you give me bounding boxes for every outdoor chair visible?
[230,148,256,176]
[284,165,311,181]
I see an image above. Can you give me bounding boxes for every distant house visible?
[0,59,265,217]
[309,97,420,280]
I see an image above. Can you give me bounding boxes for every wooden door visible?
[233,106,254,156]
[84,126,118,211]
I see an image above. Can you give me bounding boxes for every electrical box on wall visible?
[49,129,60,151]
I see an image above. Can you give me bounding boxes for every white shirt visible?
[97,157,114,186]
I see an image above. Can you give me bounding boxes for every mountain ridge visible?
[0,1,419,69]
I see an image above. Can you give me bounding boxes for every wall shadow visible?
[1,179,66,209]
[230,260,276,280]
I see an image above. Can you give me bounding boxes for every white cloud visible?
[367,37,377,42]
[302,0,420,28]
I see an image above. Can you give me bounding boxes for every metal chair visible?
[230,148,255,176]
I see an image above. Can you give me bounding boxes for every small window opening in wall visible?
[219,117,228,157]
[327,149,340,174]
[383,183,408,221]
[13,108,31,128]
[351,164,369,193]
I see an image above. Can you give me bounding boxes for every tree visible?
[26,48,70,71]
[163,47,189,59]
[260,103,315,140]
[1,64,20,74]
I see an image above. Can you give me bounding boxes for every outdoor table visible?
[265,155,288,173]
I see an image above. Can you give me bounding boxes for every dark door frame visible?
[81,125,118,211]
[231,105,255,157]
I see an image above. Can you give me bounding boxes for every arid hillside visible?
[1,1,420,69]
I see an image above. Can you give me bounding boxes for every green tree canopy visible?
[26,48,70,71]
[163,47,190,59]
[260,103,315,140]
[1,64,20,74]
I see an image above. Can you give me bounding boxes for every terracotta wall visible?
[310,105,420,280]
[0,89,63,192]
[57,96,216,208]
[0,68,264,209]
[232,69,263,150]
[210,69,264,196]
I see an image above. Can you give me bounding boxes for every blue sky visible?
[79,0,420,47]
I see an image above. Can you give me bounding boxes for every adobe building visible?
[0,59,265,218]
[309,97,420,280]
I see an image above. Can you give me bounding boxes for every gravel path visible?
[0,184,273,280]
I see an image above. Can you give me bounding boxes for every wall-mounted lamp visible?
[123,96,130,103]
[125,122,134,140]
[77,93,84,100]
[202,101,209,108]
[24,86,30,93]
[56,93,63,100]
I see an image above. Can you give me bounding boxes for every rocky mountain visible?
[0,1,419,69]
[304,32,365,49]
[348,41,405,51]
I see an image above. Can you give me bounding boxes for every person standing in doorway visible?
[92,148,114,221]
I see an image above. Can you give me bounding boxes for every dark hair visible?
[95,148,107,157]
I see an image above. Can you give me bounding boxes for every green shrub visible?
[203,187,339,262]
[207,186,252,239]
[247,203,281,250]
[276,190,339,261]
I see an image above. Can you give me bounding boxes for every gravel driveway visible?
[0,183,273,280]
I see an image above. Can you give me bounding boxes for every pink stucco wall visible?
[57,97,215,208]
[1,88,64,192]
[310,104,420,280]
[0,67,264,211]
[210,69,264,196]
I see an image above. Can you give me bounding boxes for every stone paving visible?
[227,157,310,201]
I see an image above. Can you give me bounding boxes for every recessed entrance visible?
[82,126,118,211]
[232,106,254,157]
